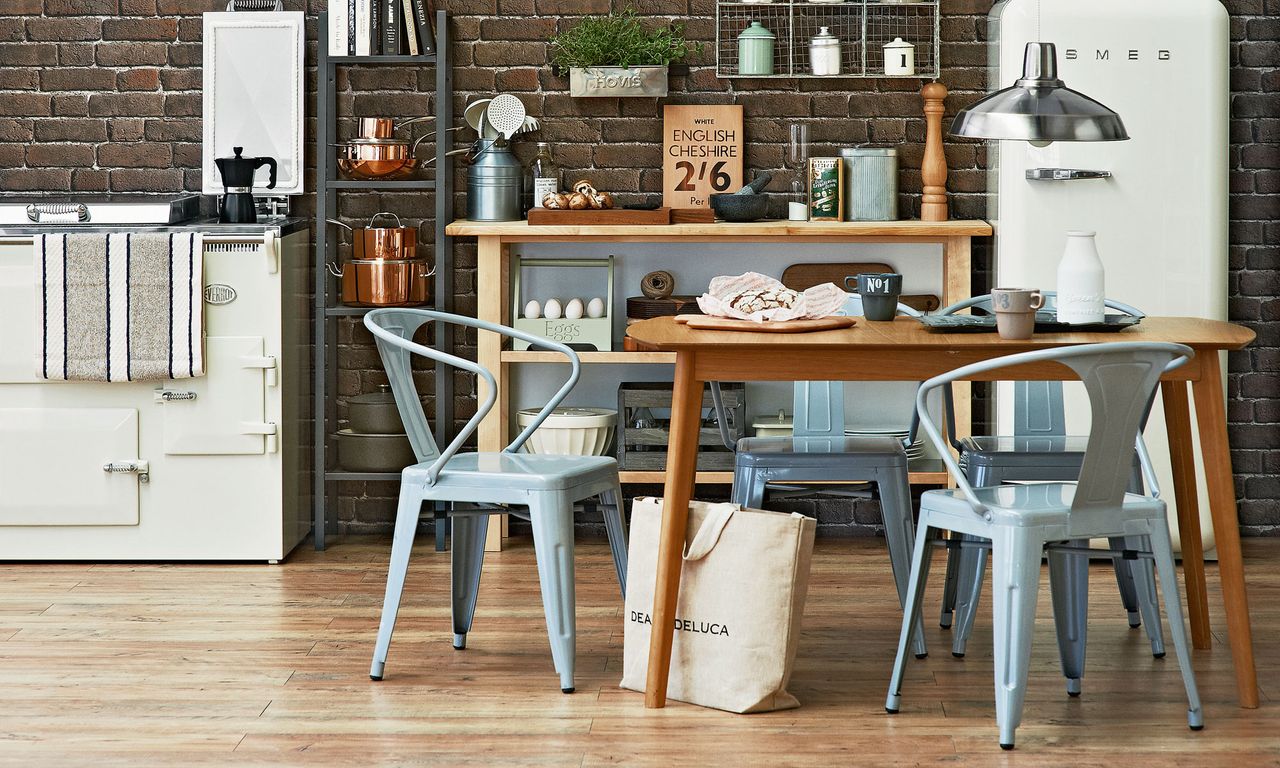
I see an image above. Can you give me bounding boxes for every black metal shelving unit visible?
[314,10,454,550]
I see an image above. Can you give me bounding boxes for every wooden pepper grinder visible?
[920,82,949,222]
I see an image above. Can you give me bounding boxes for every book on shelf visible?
[336,0,433,57]
[383,0,401,55]
[354,0,370,56]
[401,0,419,56]
[410,0,435,55]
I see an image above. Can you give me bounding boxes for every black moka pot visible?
[215,147,277,224]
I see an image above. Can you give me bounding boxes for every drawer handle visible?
[27,203,89,223]
[155,390,198,402]
[103,460,150,484]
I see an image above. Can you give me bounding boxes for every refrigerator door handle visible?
[1026,168,1114,181]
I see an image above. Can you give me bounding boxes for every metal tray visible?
[919,312,1142,333]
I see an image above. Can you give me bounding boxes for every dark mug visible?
[850,273,903,321]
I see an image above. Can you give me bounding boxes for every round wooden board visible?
[673,315,856,333]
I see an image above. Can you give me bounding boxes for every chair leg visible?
[434,502,450,552]
[450,512,489,650]
[1148,521,1204,730]
[951,462,994,656]
[885,521,936,714]
[530,491,578,693]
[940,536,962,629]
[1125,535,1166,658]
[877,473,928,659]
[991,526,1046,751]
[733,463,766,508]
[951,540,987,657]
[1109,536,1142,628]
[599,484,629,598]
[1048,540,1090,697]
[370,492,424,681]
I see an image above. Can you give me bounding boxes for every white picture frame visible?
[202,11,305,196]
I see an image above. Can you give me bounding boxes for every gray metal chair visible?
[364,308,628,693]
[885,342,1203,750]
[713,293,930,658]
[935,293,1165,659]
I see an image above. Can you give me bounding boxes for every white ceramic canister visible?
[1056,230,1106,324]
[809,26,841,76]
[883,37,915,76]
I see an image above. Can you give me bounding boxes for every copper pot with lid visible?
[328,212,417,260]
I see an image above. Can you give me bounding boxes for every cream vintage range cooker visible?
[0,198,310,561]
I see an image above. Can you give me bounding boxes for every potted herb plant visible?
[549,7,701,98]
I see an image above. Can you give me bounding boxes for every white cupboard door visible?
[202,12,305,196]
[0,408,140,526]
[162,336,266,455]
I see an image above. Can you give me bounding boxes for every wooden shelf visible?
[447,219,992,240]
[502,350,673,364]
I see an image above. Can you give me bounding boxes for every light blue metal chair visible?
[364,309,628,693]
[935,293,1164,659]
[885,342,1203,750]
[713,293,930,657]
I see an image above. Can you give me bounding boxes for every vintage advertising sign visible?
[662,105,744,209]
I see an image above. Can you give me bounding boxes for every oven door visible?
[160,336,272,455]
[0,408,141,526]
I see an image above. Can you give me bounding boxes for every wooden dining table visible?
[625,315,1259,709]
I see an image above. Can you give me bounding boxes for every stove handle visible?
[27,203,89,223]
[239,422,278,453]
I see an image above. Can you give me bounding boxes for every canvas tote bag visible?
[621,497,817,713]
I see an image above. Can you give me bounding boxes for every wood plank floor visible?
[1,536,1278,767]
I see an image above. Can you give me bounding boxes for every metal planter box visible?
[569,66,668,98]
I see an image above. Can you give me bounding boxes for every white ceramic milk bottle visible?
[1056,230,1105,324]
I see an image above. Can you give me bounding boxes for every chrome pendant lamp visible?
[950,41,1129,144]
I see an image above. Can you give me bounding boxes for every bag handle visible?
[682,503,737,561]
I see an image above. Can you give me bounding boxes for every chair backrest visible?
[915,341,1191,532]
[792,292,921,438]
[938,292,1146,443]
[364,308,584,485]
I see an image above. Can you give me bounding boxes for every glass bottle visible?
[809,26,840,76]
[1056,230,1106,323]
[527,142,559,209]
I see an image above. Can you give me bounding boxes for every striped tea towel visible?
[35,232,205,382]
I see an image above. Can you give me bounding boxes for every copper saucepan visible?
[328,212,417,260]
[326,258,435,307]
[358,115,435,140]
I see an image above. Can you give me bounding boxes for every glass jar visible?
[809,26,840,76]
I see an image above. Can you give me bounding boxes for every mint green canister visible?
[737,21,775,76]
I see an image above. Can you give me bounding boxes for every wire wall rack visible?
[716,0,940,79]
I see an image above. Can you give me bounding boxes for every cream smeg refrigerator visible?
[988,0,1229,554]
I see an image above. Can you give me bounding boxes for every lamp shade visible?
[950,42,1128,142]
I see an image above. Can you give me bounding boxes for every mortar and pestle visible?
[709,172,774,222]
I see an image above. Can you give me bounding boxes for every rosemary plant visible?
[549,7,701,69]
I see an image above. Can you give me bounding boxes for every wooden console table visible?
[444,219,993,550]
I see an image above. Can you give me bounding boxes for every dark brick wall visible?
[0,1,1275,536]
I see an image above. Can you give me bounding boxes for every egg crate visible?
[512,256,614,352]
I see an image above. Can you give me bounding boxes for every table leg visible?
[1161,381,1211,650]
[1190,352,1258,709]
[477,236,510,552]
[645,353,703,708]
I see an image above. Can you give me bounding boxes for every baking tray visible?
[919,313,1142,333]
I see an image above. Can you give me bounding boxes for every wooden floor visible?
[2,537,1279,767]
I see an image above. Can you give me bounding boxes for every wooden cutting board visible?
[780,262,941,313]
[526,207,672,226]
[674,315,856,333]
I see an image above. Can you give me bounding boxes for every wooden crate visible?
[617,382,746,472]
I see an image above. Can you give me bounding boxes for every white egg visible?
[543,298,562,320]
[564,298,585,320]
[586,297,606,318]
[523,299,541,319]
